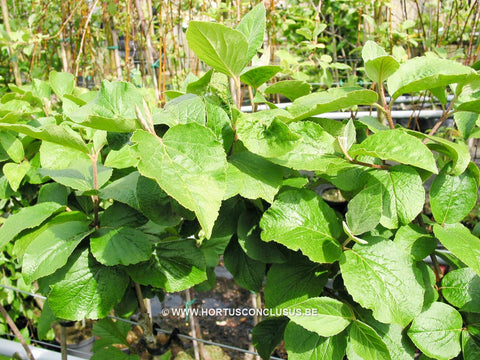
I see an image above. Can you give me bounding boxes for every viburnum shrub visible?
[1,4,480,359]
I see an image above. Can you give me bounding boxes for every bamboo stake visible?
[0,303,35,360]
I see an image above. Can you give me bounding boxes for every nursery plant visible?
[1,3,480,360]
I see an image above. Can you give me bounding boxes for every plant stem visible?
[60,324,68,360]
[0,303,35,360]
[89,151,100,229]
[377,83,395,129]
[134,282,155,346]
[338,138,389,170]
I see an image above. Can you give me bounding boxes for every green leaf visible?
[240,66,281,89]
[260,188,343,264]
[347,321,391,360]
[22,212,93,283]
[39,159,113,192]
[340,239,424,326]
[186,21,249,77]
[434,223,480,275]
[223,236,265,291]
[362,313,416,360]
[407,302,462,360]
[49,71,74,98]
[0,202,64,249]
[236,2,266,62]
[3,161,30,191]
[237,211,288,263]
[252,317,288,360]
[236,110,301,158]
[454,111,478,139]
[39,141,91,170]
[394,224,436,261]
[132,124,227,238]
[225,150,283,202]
[430,164,477,224]
[387,57,475,99]
[48,248,128,320]
[104,146,138,169]
[287,297,354,337]
[91,347,140,360]
[99,202,147,228]
[68,81,143,132]
[91,227,152,266]
[92,317,130,349]
[205,101,234,153]
[287,87,378,121]
[154,94,206,127]
[127,240,207,292]
[37,300,56,340]
[366,165,426,229]
[264,80,312,101]
[463,330,480,360]
[0,132,24,163]
[442,267,480,312]
[284,322,347,360]
[349,130,437,173]
[346,183,382,235]
[362,41,400,83]
[416,261,439,307]
[186,69,213,95]
[405,130,470,176]
[264,254,328,309]
[270,121,336,170]
[0,123,89,153]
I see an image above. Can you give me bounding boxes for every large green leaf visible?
[0,123,89,153]
[240,66,281,89]
[39,159,112,192]
[287,297,354,337]
[393,224,436,261]
[349,130,437,173]
[39,141,91,170]
[434,223,480,275]
[264,254,328,309]
[362,41,400,83]
[186,21,249,77]
[127,240,206,292]
[260,188,343,264]
[132,123,227,238]
[264,80,312,101]
[363,313,416,360]
[0,202,64,249]
[251,317,288,360]
[236,110,301,158]
[236,2,266,62]
[287,87,378,121]
[49,71,74,98]
[346,183,382,235]
[407,302,462,360]
[223,236,265,292]
[48,248,128,320]
[442,267,480,312]
[68,80,143,132]
[416,261,439,307]
[154,94,206,127]
[225,150,283,202]
[366,165,425,229]
[270,121,336,170]
[347,321,391,360]
[430,164,477,224]
[284,322,347,360]
[387,56,475,99]
[405,129,471,176]
[340,239,424,326]
[90,227,152,266]
[205,101,234,153]
[22,212,93,283]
